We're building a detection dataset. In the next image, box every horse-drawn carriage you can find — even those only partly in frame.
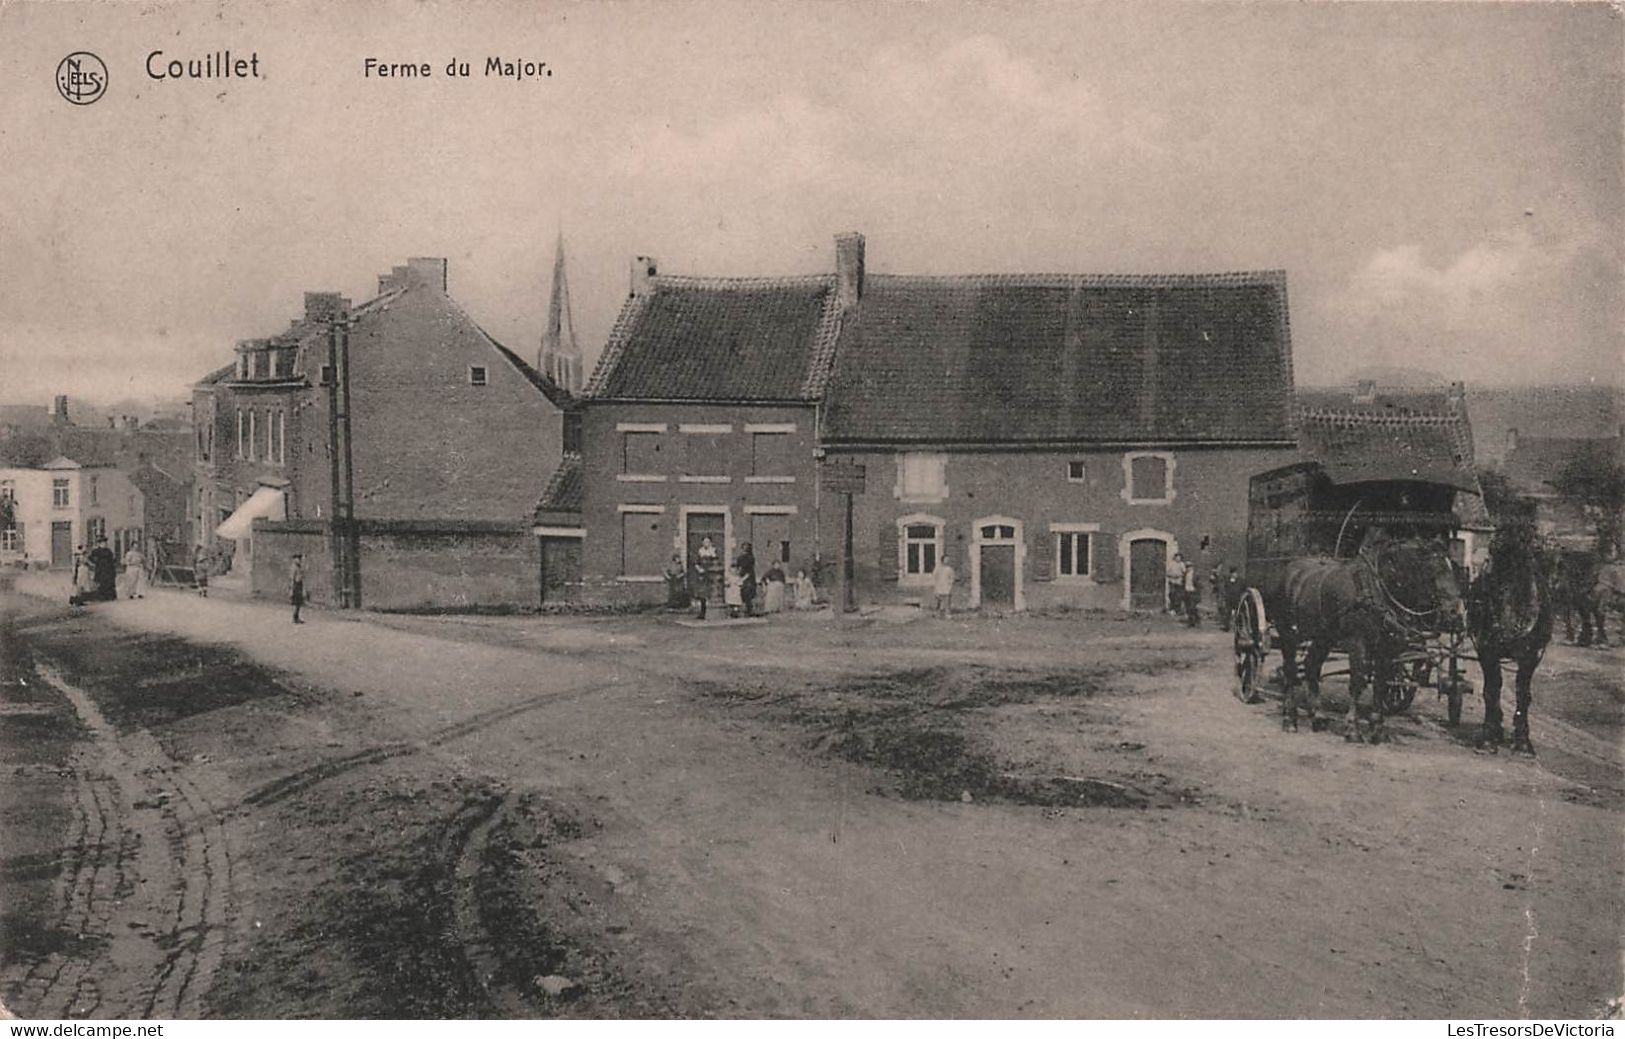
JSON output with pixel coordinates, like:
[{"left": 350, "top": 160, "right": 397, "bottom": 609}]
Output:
[{"left": 1230, "top": 456, "right": 1477, "bottom": 737}]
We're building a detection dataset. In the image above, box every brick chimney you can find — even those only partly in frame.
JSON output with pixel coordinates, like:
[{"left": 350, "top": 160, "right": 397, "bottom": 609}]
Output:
[
  {"left": 51, "top": 395, "right": 69, "bottom": 426},
  {"left": 835, "top": 232, "right": 865, "bottom": 312},
  {"left": 407, "top": 257, "right": 448, "bottom": 292},
  {"left": 304, "top": 292, "right": 348, "bottom": 323},
  {"left": 629, "top": 256, "right": 657, "bottom": 298}
]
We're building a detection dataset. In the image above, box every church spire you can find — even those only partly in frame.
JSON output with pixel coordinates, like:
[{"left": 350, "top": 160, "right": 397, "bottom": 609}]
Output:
[{"left": 539, "top": 231, "right": 582, "bottom": 393}]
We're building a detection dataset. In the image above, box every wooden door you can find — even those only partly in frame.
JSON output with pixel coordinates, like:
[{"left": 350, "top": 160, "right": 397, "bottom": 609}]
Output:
[
  {"left": 1129, "top": 538, "right": 1166, "bottom": 610},
  {"left": 981, "top": 545, "right": 1015, "bottom": 606},
  {"left": 51, "top": 522, "right": 72, "bottom": 569}
]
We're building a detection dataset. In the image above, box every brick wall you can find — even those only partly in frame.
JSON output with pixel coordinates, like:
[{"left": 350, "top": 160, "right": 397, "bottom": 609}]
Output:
[
  {"left": 576, "top": 401, "right": 818, "bottom": 605},
  {"left": 824, "top": 445, "right": 1297, "bottom": 610},
  {"left": 253, "top": 518, "right": 541, "bottom": 611},
  {"left": 345, "top": 288, "right": 563, "bottom": 522}
]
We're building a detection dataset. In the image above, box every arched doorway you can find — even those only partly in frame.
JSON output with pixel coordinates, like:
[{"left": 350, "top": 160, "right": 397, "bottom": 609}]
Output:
[
  {"left": 971, "top": 515, "right": 1024, "bottom": 611},
  {"left": 1119, "top": 528, "right": 1178, "bottom": 611}
]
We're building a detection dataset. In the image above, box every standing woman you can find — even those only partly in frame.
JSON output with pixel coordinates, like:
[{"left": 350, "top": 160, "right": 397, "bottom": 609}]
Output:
[
  {"left": 121, "top": 539, "right": 147, "bottom": 599},
  {"left": 88, "top": 537, "right": 118, "bottom": 602},
  {"left": 736, "top": 542, "right": 758, "bottom": 617}
]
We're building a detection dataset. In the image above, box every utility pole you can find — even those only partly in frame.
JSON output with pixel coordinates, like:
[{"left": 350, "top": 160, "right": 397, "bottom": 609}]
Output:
[
  {"left": 335, "top": 314, "right": 360, "bottom": 609},
  {"left": 324, "top": 321, "right": 346, "bottom": 607},
  {"left": 820, "top": 459, "right": 865, "bottom": 619}
]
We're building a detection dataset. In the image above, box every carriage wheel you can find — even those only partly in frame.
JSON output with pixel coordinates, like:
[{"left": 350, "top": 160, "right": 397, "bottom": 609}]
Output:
[{"left": 1232, "top": 591, "right": 1267, "bottom": 704}]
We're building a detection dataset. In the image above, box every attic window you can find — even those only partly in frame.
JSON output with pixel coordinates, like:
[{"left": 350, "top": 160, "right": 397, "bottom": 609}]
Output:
[
  {"left": 318, "top": 364, "right": 335, "bottom": 386},
  {"left": 468, "top": 366, "right": 488, "bottom": 387},
  {"left": 1067, "top": 460, "right": 1087, "bottom": 483}
]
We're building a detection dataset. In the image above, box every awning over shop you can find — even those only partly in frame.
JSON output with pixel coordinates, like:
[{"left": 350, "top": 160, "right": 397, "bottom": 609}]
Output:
[{"left": 215, "top": 486, "right": 285, "bottom": 540}]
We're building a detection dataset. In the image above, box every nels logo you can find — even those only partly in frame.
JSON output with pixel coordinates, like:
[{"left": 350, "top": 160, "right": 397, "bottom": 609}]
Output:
[{"left": 56, "top": 52, "right": 108, "bottom": 105}]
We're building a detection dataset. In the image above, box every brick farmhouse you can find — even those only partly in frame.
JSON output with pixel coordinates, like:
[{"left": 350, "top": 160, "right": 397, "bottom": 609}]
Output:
[{"left": 558, "top": 235, "right": 1302, "bottom": 611}]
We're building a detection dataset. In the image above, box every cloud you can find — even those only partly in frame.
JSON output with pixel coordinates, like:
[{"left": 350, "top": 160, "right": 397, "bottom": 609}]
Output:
[
  {"left": 588, "top": 35, "right": 1160, "bottom": 203},
  {"left": 1317, "top": 225, "right": 1618, "bottom": 383},
  {"left": 1341, "top": 229, "right": 1575, "bottom": 322}
]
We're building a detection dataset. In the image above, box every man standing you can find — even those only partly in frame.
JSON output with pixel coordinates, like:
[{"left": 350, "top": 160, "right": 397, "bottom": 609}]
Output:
[
  {"left": 88, "top": 536, "right": 118, "bottom": 602},
  {"left": 290, "top": 553, "right": 306, "bottom": 624},
  {"left": 1166, "top": 552, "right": 1186, "bottom": 617},
  {"left": 934, "top": 552, "right": 957, "bottom": 618}
]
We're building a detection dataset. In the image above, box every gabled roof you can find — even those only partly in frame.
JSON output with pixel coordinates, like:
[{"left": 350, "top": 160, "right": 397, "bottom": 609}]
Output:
[
  {"left": 1294, "top": 393, "right": 1490, "bottom": 526},
  {"left": 820, "top": 272, "right": 1295, "bottom": 445},
  {"left": 533, "top": 452, "right": 583, "bottom": 521},
  {"left": 43, "top": 456, "right": 81, "bottom": 470},
  {"left": 586, "top": 275, "right": 842, "bottom": 402},
  {"left": 488, "top": 341, "right": 574, "bottom": 409}
]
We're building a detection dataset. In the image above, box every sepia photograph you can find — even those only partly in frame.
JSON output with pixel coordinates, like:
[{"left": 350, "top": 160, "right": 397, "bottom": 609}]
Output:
[{"left": 0, "top": 0, "right": 1620, "bottom": 1022}]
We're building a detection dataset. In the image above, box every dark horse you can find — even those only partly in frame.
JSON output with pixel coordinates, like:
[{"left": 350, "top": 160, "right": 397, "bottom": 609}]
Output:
[
  {"left": 1468, "top": 527, "right": 1554, "bottom": 755},
  {"left": 1552, "top": 549, "right": 1609, "bottom": 648},
  {"left": 1278, "top": 537, "right": 1466, "bottom": 742}
]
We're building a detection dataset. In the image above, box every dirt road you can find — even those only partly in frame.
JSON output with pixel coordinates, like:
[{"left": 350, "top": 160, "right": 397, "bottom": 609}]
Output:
[{"left": 2, "top": 575, "right": 1619, "bottom": 1018}]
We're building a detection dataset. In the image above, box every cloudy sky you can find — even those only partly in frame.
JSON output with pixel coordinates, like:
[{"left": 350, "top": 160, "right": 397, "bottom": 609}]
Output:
[{"left": 1, "top": 0, "right": 1619, "bottom": 404}]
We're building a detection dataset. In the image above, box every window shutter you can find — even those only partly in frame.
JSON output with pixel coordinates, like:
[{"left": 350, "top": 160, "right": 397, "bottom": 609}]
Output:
[
  {"left": 1095, "top": 532, "right": 1120, "bottom": 583},
  {"left": 878, "top": 523, "right": 899, "bottom": 581},
  {"left": 1032, "top": 530, "right": 1054, "bottom": 581}
]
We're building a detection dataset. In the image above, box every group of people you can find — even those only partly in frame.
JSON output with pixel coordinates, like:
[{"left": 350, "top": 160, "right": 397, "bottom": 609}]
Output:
[
  {"left": 69, "top": 536, "right": 150, "bottom": 606},
  {"left": 667, "top": 538, "right": 819, "bottom": 620},
  {"left": 1165, "top": 552, "right": 1244, "bottom": 629}
]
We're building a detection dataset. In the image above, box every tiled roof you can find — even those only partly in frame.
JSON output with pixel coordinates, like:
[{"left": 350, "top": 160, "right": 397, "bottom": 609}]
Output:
[
  {"left": 487, "top": 340, "right": 573, "bottom": 409},
  {"left": 533, "top": 452, "right": 583, "bottom": 520},
  {"left": 586, "top": 276, "right": 841, "bottom": 401},
  {"left": 1294, "top": 401, "right": 1490, "bottom": 527},
  {"left": 820, "top": 272, "right": 1295, "bottom": 444}
]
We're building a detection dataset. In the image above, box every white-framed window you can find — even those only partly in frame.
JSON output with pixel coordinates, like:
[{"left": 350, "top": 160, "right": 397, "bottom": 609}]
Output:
[
  {"left": 0, "top": 480, "right": 13, "bottom": 503},
  {"left": 87, "top": 516, "right": 105, "bottom": 543},
  {"left": 897, "top": 513, "right": 945, "bottom": 584},
  {"left": 275, "top": 410, "right": 286, "bottom": 465},
  {"left": 0, "top": 529, "right": 17, "bottom": 553},
  {"left": 52, "top": 478, "right": 70, "bottom": 509},
  {"left": 319, "top": 364, "right": 336, "bottom": 386},
  {"left": 1067, "top": 460, "right": 1087, "bottom": 483},
  {"left": 468, "top": 365, "right": 488, "bottom": 387},
  {"left": 1052, "top": 522, "right": 1100, "bottom": 580},
  {"left": 1122, "top": 451, "right": 1176, "bottom": 505},
  {"left": 895, "top": 453, "right": 948, "bottom": 503},
  {"left": 88, "top": 475, "right": 98, "bottom": 506},
  {"left": 237, "top": 354, "right": 250, "bottom": 380},
  {"left": 264, "top": 409, "right": 274, "bottom": 462},
  {"left": 247, "top": 409, "right": 257, "bottom": 461},
  {"left": 237, "top": 408, "right": 245, "bottom": 459}
]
